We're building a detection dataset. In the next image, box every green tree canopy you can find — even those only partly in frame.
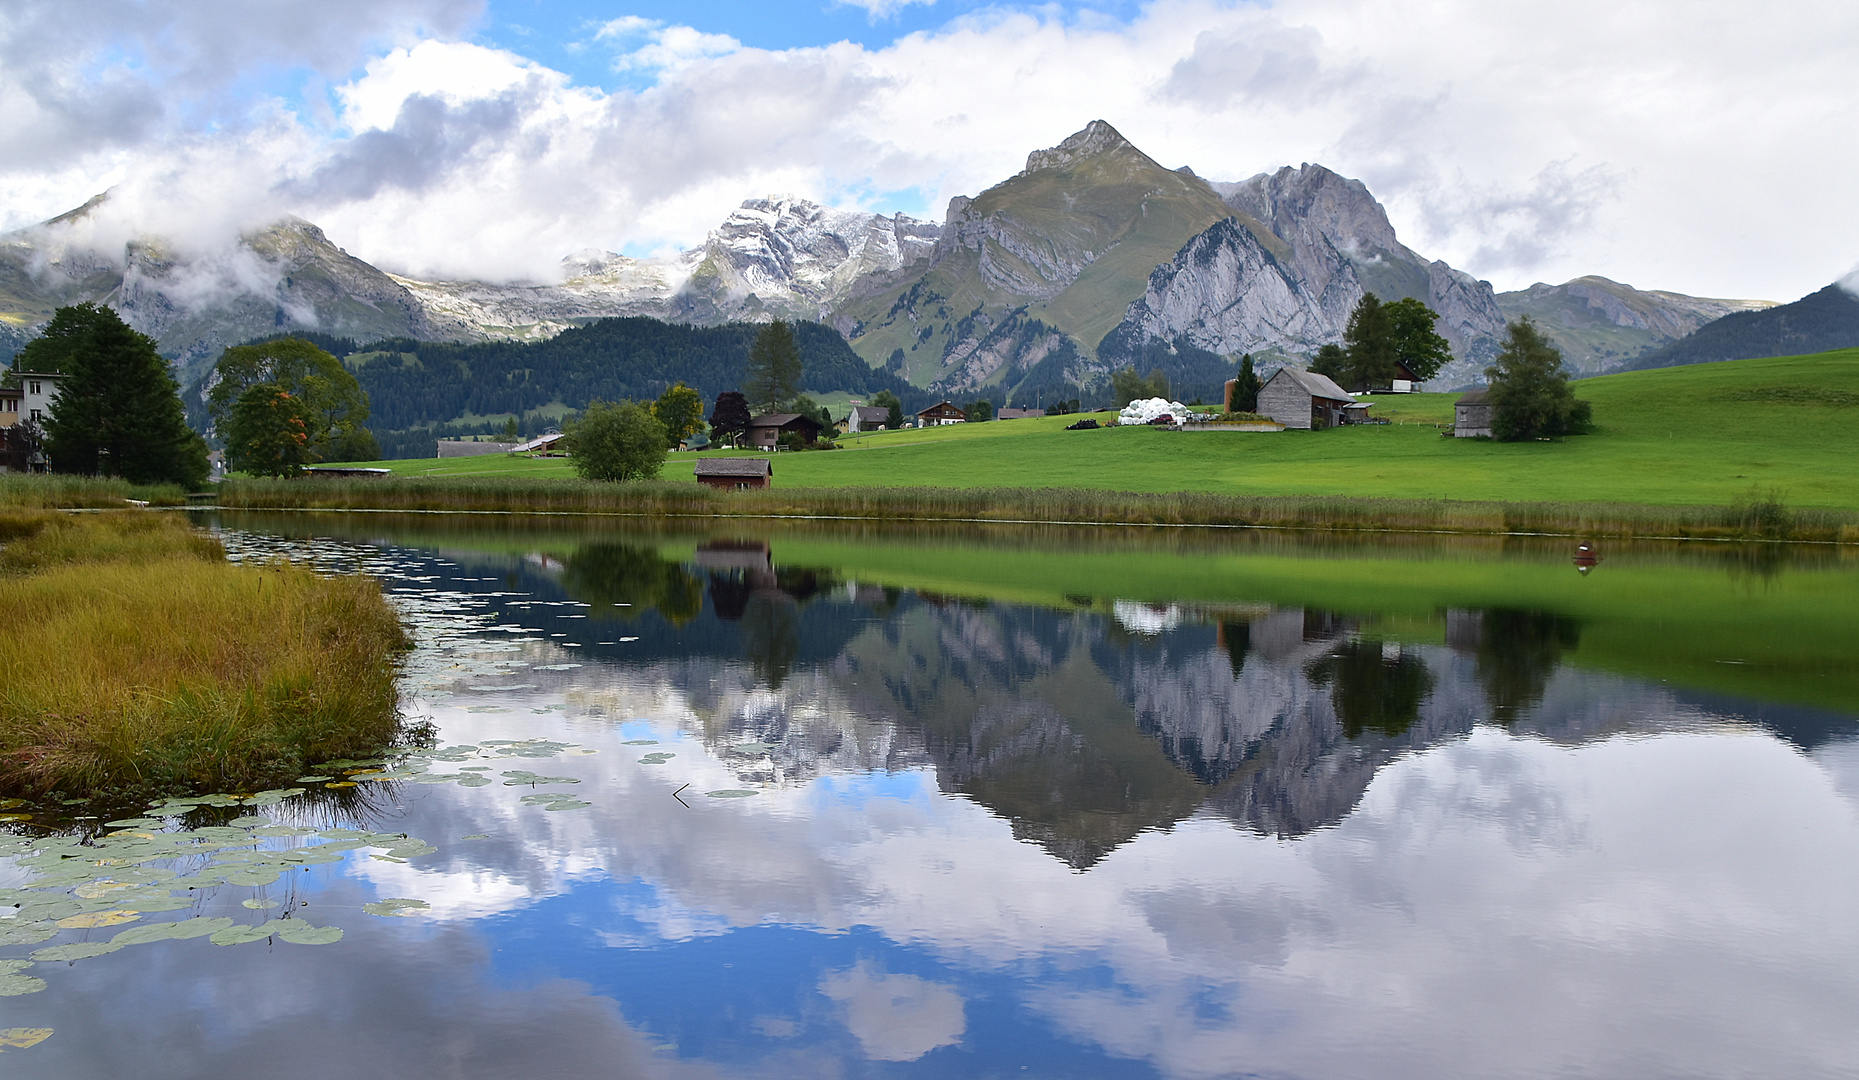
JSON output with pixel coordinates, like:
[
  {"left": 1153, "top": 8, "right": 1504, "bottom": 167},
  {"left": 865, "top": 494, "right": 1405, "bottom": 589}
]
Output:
[
  {"left": 1486, "top": 318, "right": 1592, "bottom": 440},
  {"left": 964, "top": 399, "right": 993, "bottom": 422},
  {"left": 1309, "top": 343, "right": 1348, "bottom": 383},
  {"left": 653, "top": 382, "right": 706, "bottom": 447},
  {"left": 1111, "top": 366, "right": 1171, "bottom": 407},
  {"left": 568, "top": 400, "right": 668, "bottom": 482},
  {"left": 1338, "top": 293, "right": 1399, "bottom": 392},
  {"left": 22, "top": 303, "right": 208, "bottom": 486},
  {"left": 870, "top": 389, "right": 904, "bottom": 429},
  {"left": 708, "top": 390, "right": 751, "bottom": 446},
  {"left": 1384, "top": 297, "right": 1453, "bottom": 383},
  {"left": 208, "top": 337, "right": 373, "bottom": 474},
  {"left": 745, "top": 320, "right": 803, "bottom": 412}
]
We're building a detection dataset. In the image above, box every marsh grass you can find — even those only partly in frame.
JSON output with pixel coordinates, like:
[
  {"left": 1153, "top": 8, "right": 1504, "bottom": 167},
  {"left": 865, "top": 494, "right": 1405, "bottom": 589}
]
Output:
[
  {"left": 0, "top": 510, "right": 409, "bottom": 798},
  {"left": 0, "top": 474, "right": 191, "bottom": 508},
  {"left": 219, "top": 475, "right": 1859, "bottom": 543}
]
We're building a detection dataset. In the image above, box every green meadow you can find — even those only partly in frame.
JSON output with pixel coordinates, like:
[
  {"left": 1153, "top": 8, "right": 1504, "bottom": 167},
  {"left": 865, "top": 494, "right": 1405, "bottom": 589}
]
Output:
[{"left": 351, "top": 350, "right": 1859, "bottom": 513}]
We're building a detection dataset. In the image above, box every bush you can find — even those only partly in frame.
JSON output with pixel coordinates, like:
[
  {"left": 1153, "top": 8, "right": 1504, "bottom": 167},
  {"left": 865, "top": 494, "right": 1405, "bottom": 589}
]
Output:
[{"left": 567, "top": 400, "right": 668, "bottom": 482}]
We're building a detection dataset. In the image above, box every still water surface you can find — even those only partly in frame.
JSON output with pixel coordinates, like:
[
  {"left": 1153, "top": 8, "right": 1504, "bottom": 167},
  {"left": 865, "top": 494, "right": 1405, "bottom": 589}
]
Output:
[{"left": 4, "top": 516, "right": 1858, "bottom": 1079}]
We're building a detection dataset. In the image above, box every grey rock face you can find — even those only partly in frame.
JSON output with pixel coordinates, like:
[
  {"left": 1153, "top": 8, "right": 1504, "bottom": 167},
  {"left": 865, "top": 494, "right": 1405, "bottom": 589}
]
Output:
[
  {"left": 1107, "top": 164, "right": 1510, "bottom": 384},
  {"left": 1019, "top": 119, "right": 1137, "bottom": 176}
]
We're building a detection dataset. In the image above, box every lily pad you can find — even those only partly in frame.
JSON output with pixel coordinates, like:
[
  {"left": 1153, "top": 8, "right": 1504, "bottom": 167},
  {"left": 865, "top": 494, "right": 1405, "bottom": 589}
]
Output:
[
  {"left": 241, "top": 898, "right": 279, "bottom": 910},
  {"left": 622, "top": 740, "right": 660, "bottom": 746},
  {"left": 362, "top": 898, "right": 430, "bottom": 917},
  {"left": 164, "top": 917, "right": 235, "bottom": 940},
  {"left": 0, "top": 1027, "right": 51, "bottom": 1046},
  {"left": 706, "top": 789, "right": 761, "bottom": 799},
  {"left": 274, "top": 921, "right": 342, "bottom": 946},
  {"left": 31, "top": 941, "right": 123, "bottom": 961},
  {"left": 0, "top": 814, "right": 33, "bottom": 823},
  {"left": 222, "top": 868, "right": 283, "bottom": 887},
  {"left": 225, "top": 815, "right": 272, "bottom": 828},
  {"left": 110, "top": 923, "right": 181, "bottom": 946},
  {"left": 324, "top": 781, "right": 358, "bottom": 789},
  {"left": 0, "top": 927, "right": 56, "bottom": 947},
  {"left": 459, "top": 834, "right": 490, "bottom": 840},
  {"left": 0, "top": 975, "right": 46, "bottom": 997},
  {"left": 209, "top": 921, "right": 283, "bottom": 946},
  {"left": 55, "top": 910, "right": 139, "bottom": 929},
  {"left": 455, "top": 775, "right": 492, "bottom": 787},
  {"left": 103, "top": 818, "right": 166, "bottom": 829},
  {"left": 638, "top": 753, "right": 675, "bottom": 764},
  {"left": 295, "top": 776, "right": 333, "bottom": 783}
]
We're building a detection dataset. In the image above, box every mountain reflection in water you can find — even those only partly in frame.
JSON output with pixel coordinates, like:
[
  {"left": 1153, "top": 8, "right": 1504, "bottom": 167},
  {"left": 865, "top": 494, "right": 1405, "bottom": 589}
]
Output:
[{"left": 511, "top": 537, "right": 1852, "bottom": 868}]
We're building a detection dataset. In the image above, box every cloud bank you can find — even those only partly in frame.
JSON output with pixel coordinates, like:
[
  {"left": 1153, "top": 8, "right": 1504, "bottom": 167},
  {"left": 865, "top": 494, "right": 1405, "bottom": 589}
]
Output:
[{"left": 4, "top": 0, "right": 1856, "bottom": 298}]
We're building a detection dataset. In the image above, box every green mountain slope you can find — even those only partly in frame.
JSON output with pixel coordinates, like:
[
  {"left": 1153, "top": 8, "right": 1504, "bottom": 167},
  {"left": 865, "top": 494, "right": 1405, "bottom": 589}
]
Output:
[
  {"left": 1496, "top": 276, "right": 1776, "bottom": 374},
  {"left": 1625, "top": 282, "right": 1859, "bottom": 371},
  {"left": 834, "top": 121, "right": 1266, "bottom": 397}
]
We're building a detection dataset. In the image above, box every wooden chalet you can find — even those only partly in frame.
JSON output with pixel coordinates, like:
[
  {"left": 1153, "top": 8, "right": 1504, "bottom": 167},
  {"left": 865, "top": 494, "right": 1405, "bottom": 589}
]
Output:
[
  {"left": 916, "top": 401, "right": 966, "bottom": 427},
  {"left": 844, "top": 405, "right": 890, "bottom": 433},
  {"left": 694, "top": 457, "right": 773, "bottom": 490},
  {"left": 745, "top": 413, "right": 823, "bottom": 450}
]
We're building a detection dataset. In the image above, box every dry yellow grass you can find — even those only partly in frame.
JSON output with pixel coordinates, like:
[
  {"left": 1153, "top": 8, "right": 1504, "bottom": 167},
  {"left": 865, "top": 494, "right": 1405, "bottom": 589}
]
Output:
[{"left": 0, "top": 511, "right": 408, "bottom": 796}]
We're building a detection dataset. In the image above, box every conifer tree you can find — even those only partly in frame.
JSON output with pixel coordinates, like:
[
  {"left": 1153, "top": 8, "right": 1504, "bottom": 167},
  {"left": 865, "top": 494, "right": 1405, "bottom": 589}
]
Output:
[
  {"left": 20, "top": 303, "right": 208, "bottom": 486},
  {"left": 1487, "top": 318, "right": 1592, "bottom": 440},
  {"left": 745, "top": 321, "right": 802, "bottom": 412}
]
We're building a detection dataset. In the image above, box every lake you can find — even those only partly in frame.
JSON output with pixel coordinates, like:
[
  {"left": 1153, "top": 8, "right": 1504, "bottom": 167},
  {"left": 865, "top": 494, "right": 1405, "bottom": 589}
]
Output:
[{"left": 3, "top": 513, "right": 1857, "bottom": 1079}]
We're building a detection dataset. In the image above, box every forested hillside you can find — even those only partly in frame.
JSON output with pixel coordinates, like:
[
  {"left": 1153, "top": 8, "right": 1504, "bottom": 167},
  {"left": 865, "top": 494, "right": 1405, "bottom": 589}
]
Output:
[
  {"left": 1627, "top": 283, "right": 1859, "bottom": 371},
  {"left": 191, "top": 318, "right": 923, "bottom": 459}
]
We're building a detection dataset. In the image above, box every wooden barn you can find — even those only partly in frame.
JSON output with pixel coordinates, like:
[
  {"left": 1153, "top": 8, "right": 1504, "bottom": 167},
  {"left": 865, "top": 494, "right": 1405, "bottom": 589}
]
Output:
[
  {"left": 1453, "top": 389, "right": 1493, "bottom": 438},
  {"left": 844, "top": 405, "right": 890, "bottom": 432},
  {"left": 746, "top": 413, "right": 824, "bottom": 450},
  {"left": 1256, "top": 368, "right": 1371, "bottom": 429},
  {"left": 694, "top": 457, "right": 772, "bottom": 490}
]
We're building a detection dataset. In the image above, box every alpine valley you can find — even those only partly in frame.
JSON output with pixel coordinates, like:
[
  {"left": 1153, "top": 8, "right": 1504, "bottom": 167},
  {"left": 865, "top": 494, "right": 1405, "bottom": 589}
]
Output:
[{"left": 1, "top": 122, "right": 1781, "bottom": 412}]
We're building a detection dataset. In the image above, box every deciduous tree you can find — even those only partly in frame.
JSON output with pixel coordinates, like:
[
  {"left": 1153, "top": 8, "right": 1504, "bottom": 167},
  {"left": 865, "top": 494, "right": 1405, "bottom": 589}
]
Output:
[
  {"left": 1487, "top": 318, "right": 1592, "bottom": 440},
  {"left": 21, "top": 303, "right": 208, "bottom": 486},
  {"left": 1384, "top": 297, "right": 1453, "bottom": 383},
  {"left": 708, "top": 391, "right": 751, "bottom": 447},
  {"left": 208, "top": 337, "right": 373, "bottom": 474},
  {"left": 567, "top": 400, "right": 668, "bottom": 482},
  {"left": 1339, "top": 293, "right": 1399, "bottom": 391},
  {"left": 653, "top": 382, "right": 706, "bottom": 447}
]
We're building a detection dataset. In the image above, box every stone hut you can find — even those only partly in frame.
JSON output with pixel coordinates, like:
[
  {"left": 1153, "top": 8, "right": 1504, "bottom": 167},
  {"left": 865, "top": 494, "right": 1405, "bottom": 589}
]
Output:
[
  {"left": 1257, "top": 368, "right": 1369, "bottom": 429},
  {"left": 694, "top": 457, "right": 772, "bottom": 490},
  {"left": 746, "top": 413, "right": 824, "bottom": 450},
  {"left": 1453, "top": 389, "right": 1493, "bottom": 438}
]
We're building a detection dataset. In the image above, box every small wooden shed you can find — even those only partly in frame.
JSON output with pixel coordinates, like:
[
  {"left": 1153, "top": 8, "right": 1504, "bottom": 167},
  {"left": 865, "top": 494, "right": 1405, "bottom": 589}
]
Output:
[
  {"left": 1453, "top": 389, "right": 1493, "bottom": 438},
  {"left": 1257, "top": 368, "right": 1370, "bottom": 429},
  {"left": 745, "top": 413, "right": 824, "bottom": 450},
  {"left": 694, "top": 457, "right": 772, "bottom": 490}
]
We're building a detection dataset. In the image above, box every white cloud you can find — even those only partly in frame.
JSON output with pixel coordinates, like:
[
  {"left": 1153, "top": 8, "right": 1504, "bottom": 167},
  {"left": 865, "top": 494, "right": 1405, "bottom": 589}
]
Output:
[{"left": 7, "top": 0, "right": 1859, "bottom": 299}]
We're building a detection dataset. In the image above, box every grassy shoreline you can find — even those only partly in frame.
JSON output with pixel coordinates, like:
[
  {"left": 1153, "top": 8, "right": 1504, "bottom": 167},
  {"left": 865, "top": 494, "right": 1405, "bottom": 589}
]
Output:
[
  {"left": 0, "top": 505, "right": 410, "bottom": 799},
  {"left": 214, "top": 475, "right": 1859, "bottom": 544}
]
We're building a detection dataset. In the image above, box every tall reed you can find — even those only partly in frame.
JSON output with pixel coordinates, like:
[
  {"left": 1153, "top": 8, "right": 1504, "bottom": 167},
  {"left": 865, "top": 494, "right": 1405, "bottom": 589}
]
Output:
[
  {"left": 0, "top": 511, "right": 409, "bottom": 797},
  {"left": 218, "top": 475, "right": 1859, "bottom": 543}
]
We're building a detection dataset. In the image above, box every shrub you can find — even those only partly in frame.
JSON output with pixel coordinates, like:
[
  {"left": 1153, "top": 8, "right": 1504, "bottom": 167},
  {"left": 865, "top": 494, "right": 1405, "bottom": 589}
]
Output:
[{"left": 568, "top": 400, "right": 668, "bottom": 482}]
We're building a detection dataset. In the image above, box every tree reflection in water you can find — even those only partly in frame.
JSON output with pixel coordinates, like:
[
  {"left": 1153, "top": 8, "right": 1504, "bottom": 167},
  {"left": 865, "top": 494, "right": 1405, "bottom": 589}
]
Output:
[
  {"left": 1472, "top": 609, "right": 1583, "bottom": 723},
  {"left": 559, "top": 543, "right": 704, "bottom": 624},
  {"left": 1308, "top": 640, "right": 1437, "bottom": 739}
]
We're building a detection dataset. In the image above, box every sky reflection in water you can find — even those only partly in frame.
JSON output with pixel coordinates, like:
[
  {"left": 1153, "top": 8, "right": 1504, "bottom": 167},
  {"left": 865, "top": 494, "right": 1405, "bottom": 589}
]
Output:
[{"left": 5, "top": 522, "right": 1859, "bottom": 1080}]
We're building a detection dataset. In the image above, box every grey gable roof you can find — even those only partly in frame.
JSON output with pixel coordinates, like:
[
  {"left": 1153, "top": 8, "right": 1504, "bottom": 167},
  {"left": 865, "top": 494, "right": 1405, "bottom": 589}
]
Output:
[
  {"left": 694, "top": 457, "right": 772, "bottom": 477},
  {"left": 1456, "top": 388, "right": 1491, "bottom": 405},
  {"left": 1270, "top": 367, "right": 1357, "bottom": 403}
]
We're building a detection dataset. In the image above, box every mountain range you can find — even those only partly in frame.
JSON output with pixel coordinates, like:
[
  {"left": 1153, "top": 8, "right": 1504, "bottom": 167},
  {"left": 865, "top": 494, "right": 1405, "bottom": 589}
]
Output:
[{"left": 0, "top": 121, "right": 1804, "bottom": 403}]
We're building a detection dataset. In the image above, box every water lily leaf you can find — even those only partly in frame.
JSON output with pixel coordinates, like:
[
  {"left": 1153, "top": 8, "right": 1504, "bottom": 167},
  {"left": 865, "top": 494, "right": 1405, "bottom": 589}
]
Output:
[
  {"left": 324, "top": 781, "right": 358, "bottom": 789},
  {"left": 32, "top": 941, "right": 123, "bottom": 961},
  {"left": 0, "top": 976, "right": 46, "bottom": 997},
  {"left": 362, "top": 898, "right": 429, "bottom": 917},
  {"left": 0, "top": 927, "right": 56, "bottom": 947},
  {"left": 110, "top": 923, "right": 180, "bottom": 946},
  {"left": 209, "top": 921, "right": 283, "bottom": 946},
  {"left": 103, "top": 818, "right": 167, "bottom": 829},
  {"left": 542, "top": 800, "right": 591, "bottom": 811},
  {"left": 226, "top": 815, "right": 271, "bottom": 828},
  {"left": 706, "top": 790, "right": 761, "bottom": 798},
  {"left": 369, "top": 855, "right": 406, "bottom": 864},
  {"left": 295, "top": 776, "right": 332, "bottom": 783},
  {"left": 222, "top": 868, "right": 282, "bottom": 887},
  {"left": 0, "top": 814, "right": 32, "bottom": 823},
  {"left": 459, "top": 833, "right": 490, "bottom": 840},
  {"left": 622, "top": 740, "right": 659, "bottom": 746},
  {"left": 56, "top": 910, "right": 139, "bottom": 929},
  {"left": 0, "top": 1027, "right": 51, "bottom": 1047},
  {"left": 241, "top": 899, "right": 279, "bottom": 910},
  {"left": 164, "top": 917, "right": 234, "bottom": 940},
  {"left": 274, "top": 921, "right": 342, "bottom": 945},
  {"left": 245, "top": 788, "right": 306, "bottom": 805},
  {"left": 252, "top": 826, "right": 319, "bottom": 838},
  {"left": 120, "top": 896, "right": 192, "bottom": 913},
  {"left": 637, "top": 753, "right": 675, "bottom": 764},
  {"left": 454, "top": 775, "right": 492, "bottom": 787},
  {"left": 72, "top": 881, "right": 135, "bottom": 900}
]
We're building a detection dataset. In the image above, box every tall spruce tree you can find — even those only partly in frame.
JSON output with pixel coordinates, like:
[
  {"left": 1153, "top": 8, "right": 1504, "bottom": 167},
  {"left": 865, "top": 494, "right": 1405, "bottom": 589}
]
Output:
[
  {"left": 21, "top": 303, "right": 208, "bottom": 486},
  {"left": 1486, "top": 318, "right": 1592, "bottom": 440},
  {"left": 1228, "top": 354, "right": 1262, "bottom": 412},
  {"left": 745, "top": 321, "right": 803, "bottom": 412},
  {"left": 1339, "top": 293, "right": 1399, "bottom": 391}
]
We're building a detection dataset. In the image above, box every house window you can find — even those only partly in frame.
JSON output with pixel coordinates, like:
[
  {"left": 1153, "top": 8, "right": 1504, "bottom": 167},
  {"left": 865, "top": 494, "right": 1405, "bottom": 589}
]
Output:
[
  {"left": 30, "top": 409, "right": 42, "bottom": 421},
  {"left": 29, "top": 382, "right": 40, "bottom": 395}
]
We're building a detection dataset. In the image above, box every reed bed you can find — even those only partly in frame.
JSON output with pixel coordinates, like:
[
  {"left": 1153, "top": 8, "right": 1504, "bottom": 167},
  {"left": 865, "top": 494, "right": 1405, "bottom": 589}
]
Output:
[
  {"left": 218, "top": 475, "right": 1859, "bottom": 543},
  {"left": 0, "top": 473, "right": 191, "bottom": 508},
  {"left": 0, "top": 510, "right": 409, "bottom": 798}
]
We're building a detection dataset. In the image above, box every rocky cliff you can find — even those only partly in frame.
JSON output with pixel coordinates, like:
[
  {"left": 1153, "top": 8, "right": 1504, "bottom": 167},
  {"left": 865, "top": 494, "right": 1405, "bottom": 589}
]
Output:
[{"left": 1496, "top": 275, "right": 1778, "bottom": 375}]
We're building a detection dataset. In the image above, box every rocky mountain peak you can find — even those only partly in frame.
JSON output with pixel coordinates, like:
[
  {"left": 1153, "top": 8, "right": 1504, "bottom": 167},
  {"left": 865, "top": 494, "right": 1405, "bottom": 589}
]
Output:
[{"left": 1020, "top": 120, "right": 1139, "bottom": 176}]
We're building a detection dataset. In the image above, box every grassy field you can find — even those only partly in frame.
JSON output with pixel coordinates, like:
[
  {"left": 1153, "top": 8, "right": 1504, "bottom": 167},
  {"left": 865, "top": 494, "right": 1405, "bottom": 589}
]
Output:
[
  {"left": 341, "top": 350, "right": 1859, "bottom": 513},
  {"left": 0, "top": 507, "right": 409, "bottom": 798}
]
